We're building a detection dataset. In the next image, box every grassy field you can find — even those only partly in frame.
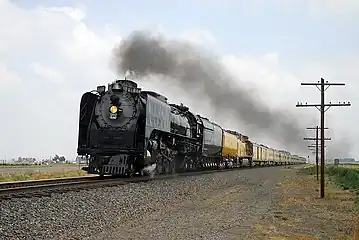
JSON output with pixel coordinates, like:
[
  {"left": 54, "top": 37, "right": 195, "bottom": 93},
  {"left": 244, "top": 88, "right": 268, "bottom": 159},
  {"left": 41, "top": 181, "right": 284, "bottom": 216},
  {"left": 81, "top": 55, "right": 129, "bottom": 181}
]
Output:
[
  {"left": 300, "top": 164, "right": 359, "bottom": 199},
  {"left": 0, "top": 170, "right": 89, "bottom": 182}
]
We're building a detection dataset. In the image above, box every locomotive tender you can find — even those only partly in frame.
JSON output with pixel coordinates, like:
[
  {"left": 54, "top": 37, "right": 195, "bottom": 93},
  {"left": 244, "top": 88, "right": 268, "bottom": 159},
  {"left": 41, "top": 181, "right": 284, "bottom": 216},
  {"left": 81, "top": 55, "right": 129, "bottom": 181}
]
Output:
[{"left": 77, "top": 79, "right": 306, "bottom": 177}]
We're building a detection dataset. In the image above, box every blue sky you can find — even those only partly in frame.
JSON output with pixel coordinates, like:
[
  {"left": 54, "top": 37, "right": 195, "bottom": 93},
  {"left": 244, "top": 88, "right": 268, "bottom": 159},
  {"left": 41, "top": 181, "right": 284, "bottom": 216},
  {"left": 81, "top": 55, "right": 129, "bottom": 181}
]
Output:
[
  {"left": 1, "top": 0, "right": 358, "bottom": 160},
  {"left": 12, "top": 0, "right": 359, "bottom": 63}
]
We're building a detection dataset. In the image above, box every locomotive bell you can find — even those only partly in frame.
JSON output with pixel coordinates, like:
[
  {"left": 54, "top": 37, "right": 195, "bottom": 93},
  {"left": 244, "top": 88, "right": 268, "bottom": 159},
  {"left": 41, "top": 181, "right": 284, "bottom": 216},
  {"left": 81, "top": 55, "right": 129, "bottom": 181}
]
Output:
[{"left": 112, "top": 82, "right": 123, "bottom": 92}]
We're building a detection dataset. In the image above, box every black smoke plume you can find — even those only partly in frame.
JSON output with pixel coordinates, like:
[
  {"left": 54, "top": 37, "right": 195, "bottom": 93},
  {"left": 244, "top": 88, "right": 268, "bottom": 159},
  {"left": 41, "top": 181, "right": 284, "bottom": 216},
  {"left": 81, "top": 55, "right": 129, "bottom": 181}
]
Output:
[{"left": 112, "top": 30, "right": 307, "bottom": 153}]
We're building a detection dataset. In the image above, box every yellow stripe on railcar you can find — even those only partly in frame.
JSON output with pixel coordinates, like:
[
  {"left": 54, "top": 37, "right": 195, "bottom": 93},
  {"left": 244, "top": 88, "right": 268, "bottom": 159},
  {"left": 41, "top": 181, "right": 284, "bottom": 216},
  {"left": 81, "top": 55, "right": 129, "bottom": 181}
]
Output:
[{"left": 222, "top": 131, "right": 238, "bottom": 157}]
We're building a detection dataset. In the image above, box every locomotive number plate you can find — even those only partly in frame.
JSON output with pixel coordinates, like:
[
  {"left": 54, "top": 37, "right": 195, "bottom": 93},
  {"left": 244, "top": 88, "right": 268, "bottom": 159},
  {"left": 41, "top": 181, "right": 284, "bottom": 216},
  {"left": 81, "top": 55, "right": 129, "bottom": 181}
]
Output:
[{"left": 109, "top": 113, "right": 117, "bottom": 120}]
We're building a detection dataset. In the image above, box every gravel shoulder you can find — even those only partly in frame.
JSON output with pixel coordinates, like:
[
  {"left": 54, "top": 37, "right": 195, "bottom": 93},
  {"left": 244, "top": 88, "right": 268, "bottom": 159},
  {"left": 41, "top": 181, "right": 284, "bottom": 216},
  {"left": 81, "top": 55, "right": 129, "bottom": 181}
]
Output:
[{"left": 0, "top": 166, "right": 356, "bottom": 240}]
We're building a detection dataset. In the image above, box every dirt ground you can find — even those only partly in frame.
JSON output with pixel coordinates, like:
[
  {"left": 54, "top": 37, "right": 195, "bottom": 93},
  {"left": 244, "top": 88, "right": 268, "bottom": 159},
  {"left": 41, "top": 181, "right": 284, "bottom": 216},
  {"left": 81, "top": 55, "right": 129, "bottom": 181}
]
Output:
[
  {"left": 1, "top": 165, "right": 357, "bottom": 240},
  {"left": 254, "top": 166, "right": 358, "bottom": 239},
  {"left": 92, "top": 166, "right": 358, "bottom": 240}
]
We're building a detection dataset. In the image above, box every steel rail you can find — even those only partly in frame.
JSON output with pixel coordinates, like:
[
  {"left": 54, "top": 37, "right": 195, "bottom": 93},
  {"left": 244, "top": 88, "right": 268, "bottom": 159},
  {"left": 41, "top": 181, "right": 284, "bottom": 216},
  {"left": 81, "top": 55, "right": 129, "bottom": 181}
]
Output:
[
  {"left": 0, "top": 164, "right": 303, "bottom": 200},
  {"left": 0, "top": 175, "right": 102, "bottom": 189}
]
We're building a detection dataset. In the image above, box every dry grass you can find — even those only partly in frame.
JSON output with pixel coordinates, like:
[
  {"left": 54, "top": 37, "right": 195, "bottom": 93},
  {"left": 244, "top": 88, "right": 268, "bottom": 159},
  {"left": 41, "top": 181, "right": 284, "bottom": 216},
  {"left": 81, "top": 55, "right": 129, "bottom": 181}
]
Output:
[
  {"left": 0, "top": 170, "right": 88, "bottom": 182},
  {"left": 339, "top": 164, "right": 359, "bottom": 170},
  {"left": 253, "top": 222, "right": 322, "bottom": 240},
  {"left": 270, "top": 236, "right": 320, "bottom": 240},
  {"left": 354, "top": 216, "right": 359, "bottom": 240},
  {"left": 259, "top": 167, "right": 358, "bottom": 240},
  {"left": 0, "top": 163, "right": 86, "bottom": 168}
]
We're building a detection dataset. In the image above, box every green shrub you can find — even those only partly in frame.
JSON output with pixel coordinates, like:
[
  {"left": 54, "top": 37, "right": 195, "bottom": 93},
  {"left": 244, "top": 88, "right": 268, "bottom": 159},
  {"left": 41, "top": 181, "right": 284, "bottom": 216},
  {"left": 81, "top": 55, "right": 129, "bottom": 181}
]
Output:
[
  {"left": 300, "top": 165, "right": 359, "bottom": 207},
  {"left": 325, "top": 165, "right": 359, "bottom": 190}
]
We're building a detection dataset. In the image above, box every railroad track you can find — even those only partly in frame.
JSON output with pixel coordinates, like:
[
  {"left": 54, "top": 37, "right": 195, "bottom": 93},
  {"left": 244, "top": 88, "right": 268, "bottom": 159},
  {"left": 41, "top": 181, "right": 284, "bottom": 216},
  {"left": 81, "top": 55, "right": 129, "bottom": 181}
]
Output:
[
  {"left": 0, "top": 164, "right": 298, "bottom": 201},
  {"left": 0, "top": 175, "right": 102, "bottom": 189}
]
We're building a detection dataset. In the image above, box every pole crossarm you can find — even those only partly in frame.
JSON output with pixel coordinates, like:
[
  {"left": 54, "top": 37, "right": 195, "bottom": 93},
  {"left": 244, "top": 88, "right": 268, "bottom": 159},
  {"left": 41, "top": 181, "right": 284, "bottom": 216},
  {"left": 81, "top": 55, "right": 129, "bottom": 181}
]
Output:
[
  {"left": 303, "top": 137, "right": 331, "bottom": 140},
  {"left": 296, "top": 103, "right": 351, "bottom": 107},
  {"left": 296, "top": 103, "right": 351, "bottom": 112},
  {"left": 301, "top": 78, "right": 346, "bottom": 91},
  {"left": 301, "top": 83, "right": 345, "bottom": 86}
]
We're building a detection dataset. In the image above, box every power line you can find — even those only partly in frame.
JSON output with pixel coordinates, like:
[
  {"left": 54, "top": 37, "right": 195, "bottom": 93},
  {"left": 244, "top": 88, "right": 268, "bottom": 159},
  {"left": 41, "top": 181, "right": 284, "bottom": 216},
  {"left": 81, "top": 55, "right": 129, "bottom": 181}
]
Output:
[{"left": 296, "top": 77, "right": 351, "bottom": 198}]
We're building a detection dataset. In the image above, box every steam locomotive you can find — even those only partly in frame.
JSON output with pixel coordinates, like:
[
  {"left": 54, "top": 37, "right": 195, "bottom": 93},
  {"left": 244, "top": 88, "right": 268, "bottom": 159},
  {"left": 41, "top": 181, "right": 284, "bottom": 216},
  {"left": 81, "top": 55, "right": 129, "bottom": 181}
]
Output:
[{"left": 77, "top": 79, "right": 306, "bottom": 177}]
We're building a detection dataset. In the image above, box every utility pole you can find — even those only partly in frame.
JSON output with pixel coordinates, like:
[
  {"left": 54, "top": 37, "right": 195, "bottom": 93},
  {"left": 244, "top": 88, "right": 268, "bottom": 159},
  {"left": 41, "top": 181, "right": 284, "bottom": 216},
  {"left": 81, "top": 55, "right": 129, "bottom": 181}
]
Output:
[
  {"left": 304, "top": 136, "right": 330, "bottom": 182},
  {"left": 296, "top": 77, "right": 351, "bottom": 198},
  {"left": 306, "top": 126, "right": 328, "bottom": 181}
]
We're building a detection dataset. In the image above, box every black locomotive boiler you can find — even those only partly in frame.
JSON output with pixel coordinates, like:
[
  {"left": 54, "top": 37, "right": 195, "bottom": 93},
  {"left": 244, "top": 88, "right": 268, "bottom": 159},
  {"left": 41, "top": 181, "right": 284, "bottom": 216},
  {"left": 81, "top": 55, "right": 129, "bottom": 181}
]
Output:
[{"left": 77, "top": 79, "right": 219, "bottom": 177}]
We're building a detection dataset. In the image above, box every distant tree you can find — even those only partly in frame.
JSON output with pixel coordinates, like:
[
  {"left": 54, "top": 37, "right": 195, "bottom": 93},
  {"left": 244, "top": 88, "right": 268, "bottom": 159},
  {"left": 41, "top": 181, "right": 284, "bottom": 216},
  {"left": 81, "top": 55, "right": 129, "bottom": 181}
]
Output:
[
  {"left": 59, "top": 156, "right": 66, "bottom": 162},
  {"left": 52, "top": 155, "right": 66, "bottom": 163},
  {"left": 53, "top": 154, "right": 60, "bottom": 162}
]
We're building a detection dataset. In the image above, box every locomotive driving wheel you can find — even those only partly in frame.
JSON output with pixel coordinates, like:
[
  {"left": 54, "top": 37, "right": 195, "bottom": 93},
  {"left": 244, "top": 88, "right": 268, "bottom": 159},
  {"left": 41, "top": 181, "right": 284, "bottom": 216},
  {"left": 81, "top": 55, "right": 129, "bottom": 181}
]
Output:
[{"left": 156, "top": 157, "right": 175, "bottom": 175}]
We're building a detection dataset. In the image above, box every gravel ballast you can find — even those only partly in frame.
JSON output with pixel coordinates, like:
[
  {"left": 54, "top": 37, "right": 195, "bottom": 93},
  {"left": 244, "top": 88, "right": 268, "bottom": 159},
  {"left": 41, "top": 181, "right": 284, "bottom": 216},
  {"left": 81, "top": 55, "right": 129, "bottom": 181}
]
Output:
[{"left": 0, "top": 167, "right": 292, "bottom": 239}]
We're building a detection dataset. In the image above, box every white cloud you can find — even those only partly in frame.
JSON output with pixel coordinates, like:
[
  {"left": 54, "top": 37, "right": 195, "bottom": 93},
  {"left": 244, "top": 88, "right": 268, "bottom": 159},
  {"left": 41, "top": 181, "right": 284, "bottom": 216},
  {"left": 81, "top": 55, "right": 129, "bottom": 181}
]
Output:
[
  {"left": 0, "top": 0, "right": 120, "bottom": 160},
  {"left": 31, "top": 62, "right": 63, "bottom": 84},
  {"left": 47, "top": 5, "right": 87, "bottom": 21},
  {"left": 0, "top": 0, "right": 356, "bottom": 162},
  {"left": 0, "top": 63, "right": 22, "bottom": 90}
]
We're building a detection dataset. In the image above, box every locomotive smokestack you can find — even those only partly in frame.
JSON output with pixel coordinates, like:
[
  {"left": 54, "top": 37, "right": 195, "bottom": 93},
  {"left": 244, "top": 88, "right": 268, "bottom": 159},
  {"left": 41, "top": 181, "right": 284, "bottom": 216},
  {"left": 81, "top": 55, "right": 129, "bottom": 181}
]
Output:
[{"left": 111, "top": 31, "right": 307, "bottom": 153}]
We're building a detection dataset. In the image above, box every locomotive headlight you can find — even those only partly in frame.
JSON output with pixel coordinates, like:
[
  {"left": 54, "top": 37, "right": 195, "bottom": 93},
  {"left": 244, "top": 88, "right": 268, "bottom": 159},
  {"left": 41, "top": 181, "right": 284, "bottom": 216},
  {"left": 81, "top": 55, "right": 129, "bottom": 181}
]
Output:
[{"left": 109, "top": 105, "right": 118, "bottom": 114}]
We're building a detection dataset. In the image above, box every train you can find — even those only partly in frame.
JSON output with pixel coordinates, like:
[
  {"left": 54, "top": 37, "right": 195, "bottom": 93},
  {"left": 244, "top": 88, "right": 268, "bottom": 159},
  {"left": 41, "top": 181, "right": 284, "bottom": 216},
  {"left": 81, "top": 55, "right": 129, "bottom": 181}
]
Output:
[{"left": 77, "top": 79, "right": 306, "bottom": 177}]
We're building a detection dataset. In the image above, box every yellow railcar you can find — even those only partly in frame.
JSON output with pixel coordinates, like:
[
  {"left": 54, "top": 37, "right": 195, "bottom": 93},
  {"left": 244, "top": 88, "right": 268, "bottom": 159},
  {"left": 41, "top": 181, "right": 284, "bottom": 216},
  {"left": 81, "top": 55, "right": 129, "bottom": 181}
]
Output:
[
  {"left": 285, "top": 151, "right": 291, "bottom": 164},
  {"left": 222, "top": 130, "right": 238, "bottom": 158},
  {"left": 288, "top": 154, "right": 293, "bottom": 163},
  {"left": 273, "top": 149, "right": 280, "bottom": 163},
  {"left": 278, "top": 150, "right": 288, "bottom": 164},
  {"left": 253, "top": 144, "right": 259, "bottom": 161},
  {"left": 278, "top": 151, "right": 283, "bottom": 164},
  {"left": 238, "top": 140, "right": 246, "bottom": 158},
  {"left": 280, "top": 151, "right": 286, "bottom": 164},
  {"left": 253, "top": 144, "right": 260, "bottom": 162},
  {"left": 253, "top": 143, "right": 266, "bottom": 162},
  {"left": 260, "top": 145, "right": 268, "bottom": 162},
  {"left": 267, "top": 148, "right": 274, "bottom": 162},
  {"left": 299, "top": 156, "right": 307, "bottom": 164},
  {"left": 278, "top": 150, "right": 282, "bottom": 163}
]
